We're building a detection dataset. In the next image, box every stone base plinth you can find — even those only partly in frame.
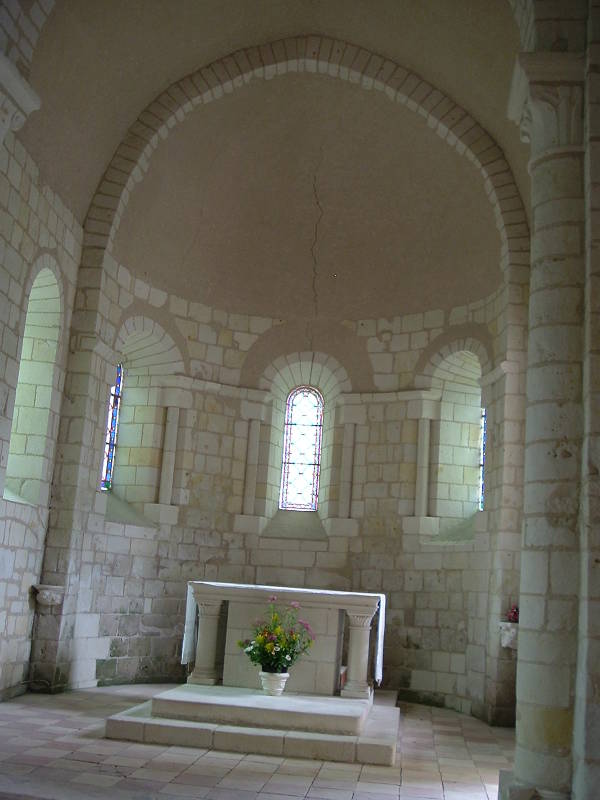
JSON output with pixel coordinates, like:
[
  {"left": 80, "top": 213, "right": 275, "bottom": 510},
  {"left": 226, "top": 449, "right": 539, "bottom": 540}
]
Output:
[
  {"left": 498, "top": 771, "right": 570, "bottom": 800},
  {"left": 106, "top": 684, "right": 399, "bottom": 765},
  {"left": 153, "top": 684, "right": 370, "bottom": 734}
]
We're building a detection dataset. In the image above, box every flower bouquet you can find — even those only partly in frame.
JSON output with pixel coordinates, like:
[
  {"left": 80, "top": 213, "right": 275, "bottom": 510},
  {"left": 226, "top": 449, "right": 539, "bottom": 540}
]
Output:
[{"left": 238, "top": 595, "right": 315, "bottom": 694}]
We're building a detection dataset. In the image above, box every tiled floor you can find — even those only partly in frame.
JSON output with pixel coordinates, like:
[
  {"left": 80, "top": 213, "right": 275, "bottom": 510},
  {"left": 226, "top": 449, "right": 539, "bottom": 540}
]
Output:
[{"left": 0, "top": 684, "right": 514, "bottom": 800}]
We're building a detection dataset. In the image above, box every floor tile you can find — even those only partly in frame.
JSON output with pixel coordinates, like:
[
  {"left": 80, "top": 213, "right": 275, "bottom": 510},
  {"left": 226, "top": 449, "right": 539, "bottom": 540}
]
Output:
[{"left": 0, "top": 686, "right": 515, "bottom": 800}]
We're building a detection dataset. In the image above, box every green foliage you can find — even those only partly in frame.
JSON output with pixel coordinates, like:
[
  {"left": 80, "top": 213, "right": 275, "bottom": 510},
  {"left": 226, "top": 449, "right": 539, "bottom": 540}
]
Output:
[{"left": 238, "top": 596, "right": 315, "bottom": 673}]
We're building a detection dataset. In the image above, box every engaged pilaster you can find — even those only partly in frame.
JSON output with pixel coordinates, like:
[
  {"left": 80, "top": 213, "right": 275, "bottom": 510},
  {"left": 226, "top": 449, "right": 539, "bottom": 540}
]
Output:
[
  {"left": 144, "top": 385, "right": 190, "bottom": 526},
  {"left": 234, "top": 398, "right": 272, "bottom": 535},
  {"left": 323, "top": 402, "right": 364, "bottom": 537},
  {"left": 402, "top": 395, "right": 440, "bottom": 537}
]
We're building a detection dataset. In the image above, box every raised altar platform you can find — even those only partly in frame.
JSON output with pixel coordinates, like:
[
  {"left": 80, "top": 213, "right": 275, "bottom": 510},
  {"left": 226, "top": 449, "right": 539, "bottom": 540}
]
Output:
[
  {"left": 107, "top": 582, "right": 397, "bottom": 763},
  {"left": 106, "top": 684, "right": 399, "bottom": 765}
]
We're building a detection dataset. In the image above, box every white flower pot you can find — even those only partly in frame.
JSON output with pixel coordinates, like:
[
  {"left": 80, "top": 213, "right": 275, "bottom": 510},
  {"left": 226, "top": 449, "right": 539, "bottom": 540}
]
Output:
[{"left": 259, "top": 670, "right": 290, "bottom": 696}]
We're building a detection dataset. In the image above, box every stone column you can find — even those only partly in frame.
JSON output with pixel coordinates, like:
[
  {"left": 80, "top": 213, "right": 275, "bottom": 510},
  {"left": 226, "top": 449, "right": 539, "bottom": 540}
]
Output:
[
  {"left": 187, "top": 599, "right": 223, "bottom": 685},
  {"left": 572, "top": 13, "right": 600, "bottom": 797},
  {"left": 243, "top": 418, "right": 261, "bottom": 516},
  {"left": 338, "top": 422, "right": 355, "bottom": 518},
  {"left": 504, "top": 52, "right": 585, "bottom": 800},
  {"left": 341, "top": 611, "right": 375, "bottom": 699},
  {"left": 158, "top": 406, "right": 179, "bottom": 505}
]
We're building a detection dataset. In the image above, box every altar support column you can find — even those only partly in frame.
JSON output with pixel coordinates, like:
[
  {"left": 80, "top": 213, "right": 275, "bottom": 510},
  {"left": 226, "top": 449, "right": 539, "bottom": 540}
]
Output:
[
  {"left": 504, "top": 52, "right": 585, "bottom": 800},
  {"left": 188, "top": 598, "right": 223, "bottom": 685},
  {"left": 341, "top": 611, "right": 376, "bottom": 699}
]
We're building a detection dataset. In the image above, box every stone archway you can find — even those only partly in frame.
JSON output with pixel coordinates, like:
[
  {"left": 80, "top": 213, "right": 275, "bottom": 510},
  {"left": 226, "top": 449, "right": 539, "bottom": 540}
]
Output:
[{"left": 83, "top": 34, "right": 527, "bottom": 275}]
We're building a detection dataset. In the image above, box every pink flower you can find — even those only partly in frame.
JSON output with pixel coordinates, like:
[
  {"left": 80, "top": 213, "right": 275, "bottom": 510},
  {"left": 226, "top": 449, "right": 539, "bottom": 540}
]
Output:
[
  {"left": 298, "top": 618, "right": 315, "bottom": 638},
  {"left": 268, "top": 595, "right": 277, "bottom": 602},
  {"left": 289, "top": 601, "right": 300, "bottom": 609}
]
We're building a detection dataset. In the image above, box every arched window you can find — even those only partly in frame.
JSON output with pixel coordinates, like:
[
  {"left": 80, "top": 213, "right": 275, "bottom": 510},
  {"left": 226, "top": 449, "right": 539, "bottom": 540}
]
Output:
[
  {"left": 478, "top": 407, "right": 487, "bottom": 511},
  {"left": 100, "top": 364, "right": 123, "bottom": 491},
  {"left": 279, "top": 386, "right": 324, "bottom": 511}
]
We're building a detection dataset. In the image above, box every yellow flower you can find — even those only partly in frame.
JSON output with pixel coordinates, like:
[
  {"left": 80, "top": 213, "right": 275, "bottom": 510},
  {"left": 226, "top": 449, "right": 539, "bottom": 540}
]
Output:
[
  {"left": 274, "top": 625, "right": 283, "bottom": 635},
  {"left": 266, "top": 642, "right": 275, "bottom": 652},
  {"left": 256, "top": 634, "right": 264, "bottom": 643}
]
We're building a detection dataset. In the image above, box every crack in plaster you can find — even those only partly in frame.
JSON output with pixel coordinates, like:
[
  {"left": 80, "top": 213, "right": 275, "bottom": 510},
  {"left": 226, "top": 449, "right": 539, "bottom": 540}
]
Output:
[{"left": 307, "top": 147, "right": 325, "bottom": 351}]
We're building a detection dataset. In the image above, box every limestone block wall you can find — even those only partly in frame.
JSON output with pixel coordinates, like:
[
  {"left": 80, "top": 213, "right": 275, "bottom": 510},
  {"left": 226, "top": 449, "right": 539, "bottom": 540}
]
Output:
[
  {"left": 348, "top": 395, "right": 417, "bottom": 521},
  {"left": 113, "top": 380, "right": 165, "bottom": 506},
  {"left": 0, "top": 132, "right": 81, "bottom": 698},
  {"left": 0, "top": 164, "right": 523, "bottom": 717},
  {"left": 429, "top": 359, "right": 483, "bottom": 531},
  {"left": 88, "top": 517, "right": 188, "bottom": 686},
  {"left": 0, "top": 0, "right": 54, "bottom": 79},
  {"left": 188, "top": 390, "right": 246, "bottom": 522},
  {"left": 58, "top": 254, "right": 520, "bottom": 718}
]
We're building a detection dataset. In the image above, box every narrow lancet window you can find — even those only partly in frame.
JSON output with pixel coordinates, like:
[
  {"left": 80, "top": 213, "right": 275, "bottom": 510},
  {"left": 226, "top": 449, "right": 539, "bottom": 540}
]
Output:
[
  {"left": 478, "top": 407, "right": 487, "bottom": 510},
  {"left": 100, "top": 364, "right": 123, "bottom": 491},
  {"left": 279, "top": 386, "right": 324, "bottom": 511}
]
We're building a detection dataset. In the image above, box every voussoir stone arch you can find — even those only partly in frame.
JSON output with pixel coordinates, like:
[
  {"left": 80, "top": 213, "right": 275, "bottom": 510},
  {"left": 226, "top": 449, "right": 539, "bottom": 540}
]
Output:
[
  {"left": 20, "top": 252, "right": 65, "bottom": 347},
  {"left": 414, "top": 325, "right": 493, "bottom": 390},
  {"left": 260, "top": 351, "right": 351, "bottom": 403},
  {"left": 115, "top": 314, "right": 185, "bottom": 376},
  {"left": 83, "top": 35, "right": 528, "bottom": 277}
]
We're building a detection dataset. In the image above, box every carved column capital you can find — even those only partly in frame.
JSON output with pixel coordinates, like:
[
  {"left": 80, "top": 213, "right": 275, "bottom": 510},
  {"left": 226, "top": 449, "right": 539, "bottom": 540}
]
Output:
[
  {"left": 32, "top": 584, "right": 65, "bottom": 608},
  {"left": 508, "top": 51, "right": 585, "bottom": 161},
  {"left": 0, "top": 53, "right": 40, "bottom": 146},
  {"left": 194, "top": 599, "right": 223, "bottom": 618},
  {"left": 523, "top": 82, "right": 583, "bottom": 157},
  {"left": 346, "top": 611, "right": 375, "bottom": 629}
]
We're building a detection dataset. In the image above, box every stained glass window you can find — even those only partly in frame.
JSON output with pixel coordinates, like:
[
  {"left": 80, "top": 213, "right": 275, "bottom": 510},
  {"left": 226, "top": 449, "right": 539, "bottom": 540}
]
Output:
[
  {"left": 478, "top": 407, "right": 487, "bottom": 510},
  {"left": 100, "top": 364, "right": 123, "bottom": 491},
  {"left": 279, "top": 386, "right": 324, "bottom": 511}
]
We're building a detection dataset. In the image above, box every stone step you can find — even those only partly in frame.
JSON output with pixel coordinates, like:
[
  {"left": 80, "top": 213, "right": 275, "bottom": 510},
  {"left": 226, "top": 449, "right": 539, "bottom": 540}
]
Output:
[
  {"left": 105, "top": 688, "right": 399, "bottom": 765},
  {"left": 151, "top": 684, "right": 371, "bottom": 735}
]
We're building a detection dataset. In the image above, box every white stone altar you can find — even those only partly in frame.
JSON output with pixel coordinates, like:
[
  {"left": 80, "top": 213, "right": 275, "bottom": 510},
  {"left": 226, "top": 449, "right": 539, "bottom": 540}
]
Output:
[
  {"left": 106, "top": 582, "right": 398, "bottom": 765},
  {"left": 182, "top": 581, "right": 385, "bottom": 699}
]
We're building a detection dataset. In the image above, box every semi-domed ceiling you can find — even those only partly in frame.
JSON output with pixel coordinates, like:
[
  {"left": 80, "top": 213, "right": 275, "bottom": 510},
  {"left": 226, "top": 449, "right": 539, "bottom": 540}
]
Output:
[
  {"left": 22, "top": 0, "right": 527, "bottom": 223},
  {"left": 113, "top": 74, "right": 502, "bottom": 319},
  {"left": 20, "top": 0, "right": 528, "bottom": 321}
]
